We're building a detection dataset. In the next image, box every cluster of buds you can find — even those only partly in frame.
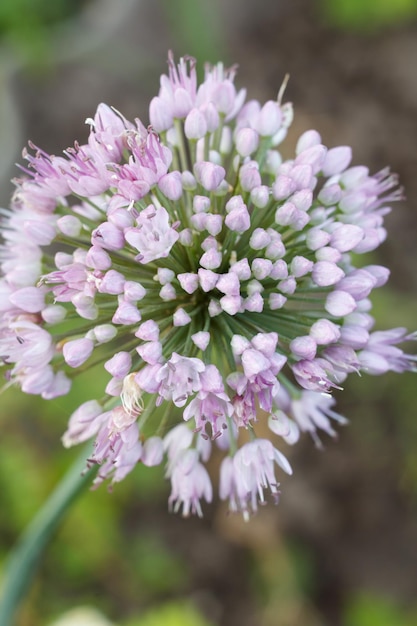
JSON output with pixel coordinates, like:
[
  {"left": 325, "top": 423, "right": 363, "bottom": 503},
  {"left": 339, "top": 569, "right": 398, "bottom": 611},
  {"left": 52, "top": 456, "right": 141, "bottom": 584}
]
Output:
[{"left": 1, "top": 52, "right": 415, "bottom": 518}]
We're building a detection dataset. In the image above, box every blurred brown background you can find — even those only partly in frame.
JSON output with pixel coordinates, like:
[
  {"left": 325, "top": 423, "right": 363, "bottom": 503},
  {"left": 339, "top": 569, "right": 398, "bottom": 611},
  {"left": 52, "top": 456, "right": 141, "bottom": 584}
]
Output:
[{"left": 1, "top": 1, "right": 417, "bottom": 625}]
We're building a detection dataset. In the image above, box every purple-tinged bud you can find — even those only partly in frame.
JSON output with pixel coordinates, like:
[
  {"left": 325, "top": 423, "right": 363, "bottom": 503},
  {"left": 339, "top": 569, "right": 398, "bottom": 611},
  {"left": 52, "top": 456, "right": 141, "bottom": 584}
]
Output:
[
  {"left": 247, "top": 280, "right": 263, "bottom": 296},
  {"left": 135, "top": 320, "right": 159, "bottom": 341},
  {"left": 290, "top": 164, "right": 314, "bottom": 189},
  {"left": 177, "top": 272, "right": 199, "bottom": 294},
  {"left": 208, "top": 299, "right": 222, "bottom": 317},
  {"left": 269, "top": 412, "right": 300, "bottom": 445},
  {"left": 10, "top": 286, "right": 45, "bottom": 313},
  {"left": 365, "top": 265, "right": 390, "bottom": 287},
  {"left": 295, "top": 145, "right": 327, "bottom": 174},
  {"left": 91, "top": 323, "right": 117, "bottom": 343},
  {"left": 124, "top": 281, "right": 146, "bottom": 301},
  {"left": 255, "top": 100, "right": 282, "bottom": 136},
  {"left": 205, "top": 214, "right": 223, "bottom": 236},
  {"left": 86, "top": 245, "right": 112, "bottom": 270},
  {"left": 105, "top": 351, "right": 132, "bottom": 378},
  {"left": 142, "top": 437, "right": 164, "bottom": 467},
  {"left": 323, "top": 345, "right": 360, "bottom": 373},
  {"left": 137, "top": 340, "right": 163, "bottom": 364},
  {"left": 244, "top": 292, "right": 264, "bottom": 312},
  {"left": 250, "top": 228, "right": 271, "bottom": 250},
  {"left": 292, "top": 358, "right": 336, "bottom": 392},
  {"left": 99, "top": 269, "right": 125, "bottom": 295},
  {"left": 275, "top": 202, "right": 296, "bottom": 226},
  {"left": 200, "top": 102, "right": 219, "bottom": 132},
  {"left": 63, "top": 337, "right": 94, "bottom": 368},
  {"left": 339, "top": 324, "right": 369, "bottom": 349},
  {"left": 264, "top": 150, "right": 282, "bottom": 176},
  {"left": 235, "top": 127, "right": 259, "bottom": 157},
  {"left": 270, "top": 259, "right": 288, "bottom": 280},
  {"left": 108, "top": 208, "right": 134, "bottom": 230},
  {"left": 217, "top": 272, "right": 240, "bottom": 296},
  {"left": 194, "top": 161, "right": 225, "bottom": 191},
  {"left": 225, "top": 205, "right": 251, "bottom": 233},
  {"left": 291, "top": 256, "right": 314, "bottom": 278},
  {"left": 278, "top": 277, "right": 296, "bottom": 294},
  {"left": 250, "top": 185, "right": 270, "bottom": 208},
  {"left": 354, "top": 229, "right": 385, "bottom": 254},
  {"left": 159, "top": 284, "right": 177, "bottom": 301},
  {"left": 337, "top": 269, "right": 377, "bottom": 300},
  {"left": 112, "top": 301, "right": 142, "bottom": 325},
  {"left": 325, "top": 290, "right": 357, "bottom": 317},
  {"left": 269, "top": 293, "right": 287, "bottom": 309},
  {"left": 191, "top": 331, "right": 210, "bottom": 351},
  {"left": 306, "top": 228, "right": 331, "bottom": 251},
  {"left": 149, "top": 96, "right": 173, "bottom": 132},
  {"left": 339, "top": 165, "right": 369, "bottom": 189},
  {"left": 72, "top": 293, "right": 98, "bottom": 320},
  {"left": 272, "top": 175, "right": 296, "bottom": 200},
  {"left": 200, "top": 248, "right": 222, "bottom": 270},
  {"left": 318, "top": 183, "right": 342, "bottom": 206},
  {"left": 275, "top": 203, "right": 309, "bottom": 232},
  {"left": 173, "top": 87, "right": 193, "bottom": 118},
  {"left": 42, "top": 305, "right": 67, "bottom": 324},
  {"left": 231, "top": 334, "right": 251, "bottom": 355},
  {"left": 220, "top": 295, "right": 242, "bottom": 315},
  {"left": 251, "top": 258, "right": 272, "bottom": 280},
  {"left": 158, "top": 171, "right": 183, "bottom": 201},
  {"left": 310, "top": 319, "right": 341, "bottom": 345},
  {"left": 239, "top": 161, "right": 261, "bottom": 191},
  {"left": 173, "top": 308, "right": 192, "bottom": 326},
  {"left": 62, "top": 399, "right": 106, "bottom": 447},
  {"left": 201, "top": 236, "right": 217, "bottom": 253},
  {"left": 181, "top": 170, "right": 197, "bottom": 190},
  {"left": 315, "top": 246, "right": 342, "bottom": 263},
  {"left": 339, "top": 191, "right": 367, "bottom": 214},
  {"left": 290, "top": 189, "right": 313, "bottom": 211},
  {"left": 296, "top": 129, "right": 321, "bottom": 155},
  {"left": 190, "top": 213, "right": 207, "bottom": 231},
  {"left": 322, "top": 146, "right": 352, "bottom": 176},
  {"left": 92, "top": 222, "right": 125, "bottom": 250},
  {"left": 184, "top": 108, "right": 207, "bottom": 139},
  {"left": 252, "top": 332, "right": 278, "bottom": 354},
  {"left": 193, "top": 195, "right": 210, "bottom": 213},
  {"left": 241, "top": 347, "right": 270, "bottom": 378},
  {"left": 57, "top": 215, "right": 82, "bottom": 237},
  {"left": 156, "top": 268, "right": 175, "bottom": 284},
  {"left": 198, "top": 268, "right": 219, "bottom": 292},
  {"left": 266, "top": 236, "right": 286, "bottom": 260},
  {"left": 330, "top": 224, "right": 364, "bottom": 252},
  {"left": 312, "top": 261, "right": 345, "bottom": 287},
  {"left": 230, "top": 258, "right": 251, "bottom": 280},
  {"left": 290, "top": 336, "right": 317, "bottom": 360}
]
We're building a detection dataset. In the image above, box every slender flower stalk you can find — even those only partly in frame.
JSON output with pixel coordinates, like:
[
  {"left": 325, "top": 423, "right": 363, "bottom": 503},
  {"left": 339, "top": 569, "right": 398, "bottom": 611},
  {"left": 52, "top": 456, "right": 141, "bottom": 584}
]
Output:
[{"left": 1, "top": 53, "right": 416, "bottom": 517}]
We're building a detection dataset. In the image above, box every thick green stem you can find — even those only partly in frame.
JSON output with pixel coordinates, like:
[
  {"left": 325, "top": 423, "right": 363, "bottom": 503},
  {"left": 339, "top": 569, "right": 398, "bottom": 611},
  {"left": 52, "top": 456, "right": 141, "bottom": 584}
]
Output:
[{"left": 0, "top": 445, "right": 97, "bottom": 626}]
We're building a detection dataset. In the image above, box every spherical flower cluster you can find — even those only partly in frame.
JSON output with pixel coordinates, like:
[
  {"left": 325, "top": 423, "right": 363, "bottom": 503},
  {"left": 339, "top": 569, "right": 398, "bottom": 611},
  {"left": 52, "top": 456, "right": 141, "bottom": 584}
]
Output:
[{"left": 1, "top": 53, "right": 416, "bottom": 518}]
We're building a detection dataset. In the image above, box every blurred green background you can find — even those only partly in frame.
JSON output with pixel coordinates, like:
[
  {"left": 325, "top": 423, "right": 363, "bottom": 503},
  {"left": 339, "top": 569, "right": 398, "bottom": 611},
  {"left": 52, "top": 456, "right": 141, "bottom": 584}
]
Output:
[{"left": 1, "top": 1, "right": 417, "bottom": 625}]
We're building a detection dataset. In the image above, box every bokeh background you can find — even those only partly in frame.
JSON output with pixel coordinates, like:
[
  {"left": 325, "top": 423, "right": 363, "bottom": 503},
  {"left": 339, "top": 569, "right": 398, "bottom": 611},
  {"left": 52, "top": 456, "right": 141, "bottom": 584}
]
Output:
[{"left": 1, "top": 1, "right": 417, "bottom": 625}]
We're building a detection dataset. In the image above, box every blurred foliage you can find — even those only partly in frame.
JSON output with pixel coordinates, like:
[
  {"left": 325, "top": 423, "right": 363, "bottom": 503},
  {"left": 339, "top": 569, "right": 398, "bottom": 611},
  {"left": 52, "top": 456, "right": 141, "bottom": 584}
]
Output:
[
  {"left": 0, "top": 0, "right": 88, "bottom": 65},
  {"left": 123, "top": 601, "right": 214, "bottom": 626},
  {"left": 345, "top": 592, "right": 417, "bottom": 626},
  {"left": 321, "top": 0, "right": 417, "bottom": 32},
  {"left": 159, "top": 0, "right": 228, "bottom": 70}
]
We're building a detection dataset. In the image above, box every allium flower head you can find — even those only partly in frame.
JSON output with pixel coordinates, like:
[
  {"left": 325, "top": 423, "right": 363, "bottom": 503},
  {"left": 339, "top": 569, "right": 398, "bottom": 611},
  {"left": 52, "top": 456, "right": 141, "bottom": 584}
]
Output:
[{"left": 1, "top": 53, "right": 416, "bottom": 517}]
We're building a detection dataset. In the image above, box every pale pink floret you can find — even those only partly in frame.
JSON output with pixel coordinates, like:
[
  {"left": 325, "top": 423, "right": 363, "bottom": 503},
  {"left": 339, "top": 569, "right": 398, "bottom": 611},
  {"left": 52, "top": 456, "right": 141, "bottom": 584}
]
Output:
[
  {"left": 183, "top": 365, "right": 233, "bottom": 439},
  {"left": 358, "top": 328, "right": 417, "bottom": 374},
  {"left": 156, "top": 353, "right": 205, "bottom": 407},
  {"left": 168, "top": 449, "right": 212, "bottom": 517},
  {"left": 220, "top": 439, "right": 292, "bottom": 516},
  {"left": 125, "top": 205, "right": 179, "bottom": 264}
]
